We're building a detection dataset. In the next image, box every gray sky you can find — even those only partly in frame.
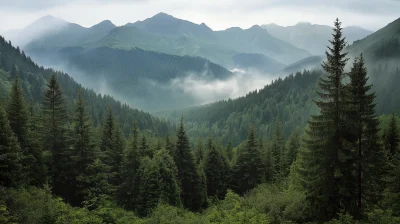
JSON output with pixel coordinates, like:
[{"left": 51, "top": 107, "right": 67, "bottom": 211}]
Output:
[{"left": 1, "top": 0, "right": 399, "bottom": 32}]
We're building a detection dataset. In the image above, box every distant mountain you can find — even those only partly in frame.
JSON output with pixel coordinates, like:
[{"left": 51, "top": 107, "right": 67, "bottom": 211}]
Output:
[
  {"left": 282, "top": 56, "right": 324, "bottom": 74},
  {"left": 347, "top": 17, "right": 400, "bottom": 63},
  {"left": 232, "top": 53, "right": 286, "bottom": 73},
  {"left": 28, "top": 46, "right": 233, "bottom": 111},
  {"left": 262, "top": 22, "right": 372, "bottom": 55},
  {"left": 4, "top": 15, "right": 116, "bottom": 49}
]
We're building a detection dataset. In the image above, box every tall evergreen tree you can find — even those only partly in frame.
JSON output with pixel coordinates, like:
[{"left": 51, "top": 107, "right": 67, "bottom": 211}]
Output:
[
  {"left": 233, "top": 126, "right": 265, "bottom": 195},
  {"left": 139, "top": 134, "right": 152, "bottom": 158},
  {"left": 300, "top": 18, "right": 350, "bottom": 221},
  {"left": 118, "top": 122, "right": 141, "bottom": 210},
  {"left": 270, "top": 119, "right": 285, "bottom": 179},
  {"left": 7, "top": 77, "right": 28, "bottom": 145},
  {"left": 204, "top": 138, "right": 228, "bottom": 199},
  {"left": 42, "top": 74, "right": 70, "bottom": 200},
  {"left": 384, "top": 114, "right": 400, "bottom": 157},
  {"left": 70, "top": 90, "right": 106, "bottom": 207},
  {"left": 174, "top": 118, "right": 204, "bottom": 211},
  {"left": 153, "top": 148, "right": 181, "bottom": 207},
  {"left": 285, "top": 128, "right": 301, "bottom": 176},
  {"left": 194, "top": 137, "right": 205, "bottom": 165},
  {"left": 0, "top": 99, "right": 22, "bottom": 187}
]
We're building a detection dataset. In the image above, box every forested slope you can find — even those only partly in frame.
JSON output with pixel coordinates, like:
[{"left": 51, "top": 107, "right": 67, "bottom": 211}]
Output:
[{"left": 0, "top": 36, "right": 171, "bottom": 135}]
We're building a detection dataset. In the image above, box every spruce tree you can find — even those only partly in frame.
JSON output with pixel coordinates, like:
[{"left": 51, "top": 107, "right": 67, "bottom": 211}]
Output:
[
  {"left": 153, "top": 148, "right": 181, "bottom": 207},
  {"left": 270, "top": 119, "right": 285, "bottom": 179},
  {"left": 42, "top": 74, "right": 70, "bottom": 199},
  {"left": 118, "top": 122, "right": 141, "bottom": 210},
  {"left": 7, "top": 77, "right": 45, "bottom": 186},
  {"left": 174, "top": 118, "right": 204, "bottom": 211},
  {"left": 204, "top": 138, "right": 228, "bottom": 199},
  {"left": 348, "top": 55, "right": 388, "bottom": 218},
  {"left": 300, "top": 18, "right": 350, "bottom": 221},
  {"left": 384, "top": 114, "right": 400, "bottom": 157},
  {"left": 137, "top": 157, "right": 161, "bottom": 217},
  {"left": 139, "top": 134, "right": 152, "bottom": 158},
  {"left": 285, "top": 129, "right": 300, "bottom": 176},
  {"left": 70, "top": 90, "right": 104, "bottom": 207},
  {"left": 233, "top": 126, "right": 265, "bottom": 195},
  {"left": 194, "top": 137, "right": 205, "bottom": 165},
  {"left": 0, "top": 99, "right": 22, "bottom": 187}
]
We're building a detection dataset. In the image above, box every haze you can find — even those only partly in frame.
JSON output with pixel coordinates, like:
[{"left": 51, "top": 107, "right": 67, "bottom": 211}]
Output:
[{"left": 1, "top": 0, "right": 399, "bottom": 32}]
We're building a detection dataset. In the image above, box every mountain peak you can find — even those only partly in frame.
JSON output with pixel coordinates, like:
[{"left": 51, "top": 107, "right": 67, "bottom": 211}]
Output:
[
  {"left": 295, "top": 21, "right": 312, "bottom": 26},
  {"left": 91, "top": 20, "right": 116, "bottom": 29},
  {"left": 152, "top": 12, "right": 174, "bottom": 19},
  {"left": 31, "top": 15, "right": 67, "bottom": 27}
]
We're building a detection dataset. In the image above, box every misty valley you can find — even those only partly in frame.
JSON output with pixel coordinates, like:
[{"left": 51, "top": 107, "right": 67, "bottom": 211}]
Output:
[{"left": 1, "top": 6, "right": 400, "bottom": 224}]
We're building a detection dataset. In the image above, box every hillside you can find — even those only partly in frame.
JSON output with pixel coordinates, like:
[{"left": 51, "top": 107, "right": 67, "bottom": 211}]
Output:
[
  {"left": 0, "top": 35, "right": 171, "bottom": 135},
  {"left": 28, "top": 46, "right": 233, "bottom": 111},
  {"left": 262, "top": 22, "right": 372, "bottom": 55},
  {"left": 282, "top": 55, "right": 324, "bottom": 74},
  {"left": 232, "top": 53, "right": 286, "bottom": 73}
]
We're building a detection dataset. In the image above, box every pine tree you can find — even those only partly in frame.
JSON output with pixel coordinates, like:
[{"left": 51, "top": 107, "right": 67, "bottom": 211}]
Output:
[
  {"left": 347, "top": 55, "right": 388, "bottom": 218},
  {"left": 194, "top": 137, "right": 205, "bottom": 165},
  {"left": 42, "top": 74, "right": 70, "bottom": 199},
  {"left": 7, "top": 77, "right": 45, "bottom": 186},
  {"left": 165, "top": 135, "right": 175, "bottom": 156},
  {"left": 139, "top": 134, "right": 152, "bottom": 158},
  {"left": 270, "top": 119, "right": 285, "bottom": 179},
  {"left": 285, "top": 128, "right": 301, "bottom": 176},
  {"left": 384, "top": 114, "right": 400, "bottom": 157},
  {"left": 118, "top": 122, "right": 141, "bottom": 210},
  {"left": 300, "top": 18, "right": 350, "bottom": 221},
  {"left": 174, "top": 117, "right": 204, "bottom": 211},
  {"left": 0, "top": 99, "right": 22, "bottom": 187},
  {"left": 137, "top": 157, "right": 161, "bottom": 217},
  {"left": 233, "top": 126, "right": 265, "bottom": 195},
  {"left": 70, "top": 90, "right": 104, "bottom": 207},
  {"left": 204, "top": 138, "right": 228, "bottom": 199},
  {"left": 153, "top": 148, "right": 181, "bottom": 207}
]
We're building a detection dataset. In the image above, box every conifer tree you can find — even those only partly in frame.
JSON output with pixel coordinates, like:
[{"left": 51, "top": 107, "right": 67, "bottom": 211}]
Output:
[
  {"left": 174, "top": 117, "right": 204, "bottom": 211},
  {"left": 118, "top": 122, "right": 141, "bottom": 210},
  {"left": 347, "top": 55, "right": 388, "bottom": 218},
  {"left": 0, "top": 100, "right": 22, "bottom": 187},
  {"left": 194, "top": 137, "right": 205, "bottom": 165},
  {"left": 233, "top": 126, "right": 265, "bottom": 195},
  {"left": 153, "top": 148, "right": 181, "bottom": 207},
  {"left": 7, "top": 77, "right": 45, "bottom": 186},
  {"left": 137, "top": 157, "right": 161, "bottom": 217},
  {"left": 270, "top": 119, "right": 285, "bottom": 179},
  {"left": 204, "top": 138, "right": 228, "bottom": 199},
  {"left": 70, "top": 90, "right": 106, "bottom": 207},
  {"left": 139, "top": 134, "right": 152, "bottom": 158},
  {"left": 42, "top": 74, "right": 70, "bottom": 199},
  {"left": 384, "top": 114, "right": 400, "bottom": 157},
  {"left": 285, "top": 128, "right": 300, "bottom": 176},
  {"left": 165, "top": 135, "right": 175, "bottom": 156},
  {"left": 300, "top": 18, "right": 350, "bottom": 221}
]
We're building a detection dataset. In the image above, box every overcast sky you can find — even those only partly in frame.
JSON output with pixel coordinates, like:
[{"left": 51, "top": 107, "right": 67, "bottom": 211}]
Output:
[{"left": 0, "top": 0, "right": 399, "bottom": 32}]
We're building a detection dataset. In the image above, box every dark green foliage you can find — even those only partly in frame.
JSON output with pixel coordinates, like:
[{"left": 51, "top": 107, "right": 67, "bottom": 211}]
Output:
[
  {"left": 42, "top": 75, "right": 71, "bottom": 200},
  {"left": 70, "top": 90, "right": 108, "bottom": 208},
  {"left": 300, "top": 18, "right": 351, "bottom": 221},
  {"left": 137, "top": 157, "right": 160, "bottom": 217},
  {"left": 347, "top": 54, "right": 388, "bottom": 218},
  {"left": 139, "top": 135, "right": 152, "bottom": 158},
  {"left": 194, "top": 137, "right": 205, "bottom": 165},
  {"left": 0, "top": 100, "right": 22, "bottom": 187},
  {"left": 233, "top": 127, "right": 265, "bottom": 195},
  {"left": 384, "top": 114, "right": 400, "bottom": 156},
  {"left": 270, "top": 119, "right": 286, "bottom": 179},
  {"left": 118, "top": 122, "right": 141, "bottom": 210},
  {"left": 204, "top": 139, "right": 229, "bottom": 199},
  {"left": 284, "top": 128, "right": 301, "bottom": 175},
  {"left": 153, "top": 148, "right": 181, "bottom": 207},
  {"left": 174, "top": 118, "right": 205, "bottom": 211},
  {"left": 7, "top": 77, "right": 28, "bottom": 145}
]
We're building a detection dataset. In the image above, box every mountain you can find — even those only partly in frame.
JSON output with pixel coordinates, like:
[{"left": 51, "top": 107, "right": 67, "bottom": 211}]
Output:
[
  {"left": 262, "top": 22, "right": 372, "bottom": 55},
  {"left": 347, "top": 17, "right": 400, "bottom": 63},
  {"left": 127, "top": 12, "right": 215, "bottom": 41},
  {"left": 28, "top": 46, "right": 233, "bottom": 112},
  {"left": 232, "top": 53, "right": 286, "bottom": 73},
  {"left": 282, "top": 55, "right": 324, "bottom": 74},
  {"left": 4, "top": 15, "right": 116, "bottom": 49},
  {"left": 0, "top": 35, "right": 171, "bottom": 135}
]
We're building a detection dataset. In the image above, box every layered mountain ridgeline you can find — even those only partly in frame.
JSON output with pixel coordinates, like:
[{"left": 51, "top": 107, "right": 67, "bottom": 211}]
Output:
[
  {"left": 262, "top": 22, "right": 372, "bottom": 55},
  {"left": 232, "top": 53, "right": 286, "bottom": 73},
  {"left": 28, "top": 46, "right": 233, "bottom": 111},
  {"left": 282, "top": 55, "right": 324, "bottom": 74},
  {"left": 161, "top": 69, "right": 321, "bottom": 146},
  {"left": 0, "top": 36, "right": 171, "bottom": 135}
]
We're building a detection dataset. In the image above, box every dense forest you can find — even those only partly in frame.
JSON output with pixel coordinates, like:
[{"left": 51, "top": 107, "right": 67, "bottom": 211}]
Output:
[{"left": 1, "top": 19, "right": 400, "bottom": 223}]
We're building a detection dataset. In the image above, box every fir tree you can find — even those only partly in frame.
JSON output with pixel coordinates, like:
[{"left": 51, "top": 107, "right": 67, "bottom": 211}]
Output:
[
  {"left": 174, "top": 117, "right": 204, "bottom": 211},
  {"left": 42, "top": 74, "right": 70, "bottom": 200},
  {"left": 0, "top": 99, "right": 22, "bottom": 187},
  {"left": 233, "top": 126, "right": 265, "bottom": 195},
  {"left": 204, "top": 138, "right": 228, "bottom": 199},
  {"left": 153, "top": 148, "right": 181, "bottom": 207},
  {"left": 348, "top": 55, "right": 388, "bottom": 218},
  {"left": 118, "top": 122, "right": 141, "bottom": 210},
  {"left": 7, "top": 77, "right": 28, "bottom": 145},
  {"left": 194, "top": 137, "right": 205, "bottom": 165},
  {"left": 300, "top": 18, "right": 350, "bottom": 221},
  {"left": 137, "top": 157, "right": 161, "bottom": 217},
  {"left": 384, "top": 114, "right": 400, "bottom": 157},
  {"left": 270, "top": 119, "right": 285, "bottom": 179},
  {"left": 285, "top": 128, "right": 301, "bottom": 176},
  {"left": 139, "top": 134, "right": 152, "bottom": 158}
]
